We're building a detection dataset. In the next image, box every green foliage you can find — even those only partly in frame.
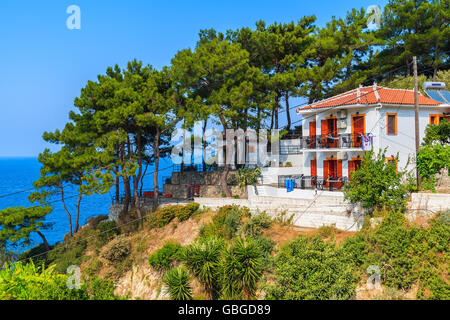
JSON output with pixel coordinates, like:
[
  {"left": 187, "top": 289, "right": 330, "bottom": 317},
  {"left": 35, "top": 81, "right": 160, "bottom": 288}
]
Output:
[
  {"left": 177, "top": 203, "right": 200, "bottom": 222},
  {"left": 163, "top": 267, "right": 193, "bottom": 300},
  {"left": 343, "top": 150, "right": 409, "bottom": 213},
  {"left": 45, "top": 239, "right": 88, "bottom": 274},
  {"left": 96, "top": 220, "right": 120, "bottom": 245},
  {"left": 87, "top": 215, "right": 109, "bottom": 230},
  {"left": 0, "top": 206, "right": 52, "bottom": 249},
  {"left": 84, "top": 277, "right": 120, "bottom": 300},
  {"left": 340, "top": 210, "right": 450, "bottom": 299},
  {"left": 239, "top": 212, "right": 273, "bottom": 237},
  {"left": 0, "top": 262, "right": 85, "bottom": 300},
  {"left": 221, "top": 237, "right": 264, "bottom": 300},
  {"left": 266, "top": 236, "right": 356, "bottom": 300},
  {"left": 148, "top": 242, "right": 183, "bottom": 271},
  {"left": 101, "top": 237, "right": 131, "bottom": 263},
  {"left": 85, "top": 259, "right": 103, "bottom": 277},
  {"left": 0, "top": 261, "right": 120, "bottom": 300},
  {"left": 154, "top": 206, "right": 178, "bottom": 227},
  {"left": 151, "top": 203, "right": 201, "bottom": 227},
  {"left": 237, "top": 168, "right": 261, "bottom": 188},
  {"left": 423, "top": 119, "right": 450, "bottom": 146},
  {"left": 199, "top": 206, "right": 250, "bottom": 240},
  {"left": 182, "top": 237, "right": 224, "bottom": 298},
  {"left": 417, "top": 143, "right": 450, "bottom": 179}
]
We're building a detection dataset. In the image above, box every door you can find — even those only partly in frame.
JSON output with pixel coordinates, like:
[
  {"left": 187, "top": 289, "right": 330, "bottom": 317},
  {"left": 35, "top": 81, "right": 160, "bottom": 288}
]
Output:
[
  {"left": 328, "top": 118, "right": 338, "bottom": 148},
  {"left": 352, "top": 115, "right": 365, "bottom": 147}
]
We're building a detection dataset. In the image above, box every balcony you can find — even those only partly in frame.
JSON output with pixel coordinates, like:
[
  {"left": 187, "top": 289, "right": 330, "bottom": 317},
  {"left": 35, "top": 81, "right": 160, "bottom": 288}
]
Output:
[
  {"left": 300, "top": 133, "right": 365, "bottom": 150},
  {"left": 278, "top": 174, "right": 348, "bottom": 191}
]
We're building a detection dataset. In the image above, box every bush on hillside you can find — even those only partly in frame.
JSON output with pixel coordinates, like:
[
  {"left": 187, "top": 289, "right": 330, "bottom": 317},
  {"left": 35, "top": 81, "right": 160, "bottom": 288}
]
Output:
[
  {"left": 0, "top": 261, "right": 119, "bottom": 300},
  {"left": 97, "top": 220, "right": 120, "bottom": 245},
  {"left": 199, "top": 206, "right": 250, "bottom": 240},
  {"left": 265, "top": 236, "right": 356, "bottom": 300},
  {"left": 148, "top": 241, "right": 183, "bottom": 271},
  {"left": 340, "top": 210, "right": 450, "bottom": 299},
  {"left": 101, "top": 237, "right": 131, "bottom": 263},
  {"left": 239, "top": 212, "right": 273, "bottom": 237}
]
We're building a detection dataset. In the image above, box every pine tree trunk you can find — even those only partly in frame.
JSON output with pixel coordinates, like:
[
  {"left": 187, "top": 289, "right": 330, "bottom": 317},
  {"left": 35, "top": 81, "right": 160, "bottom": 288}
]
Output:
[
  {"left": 37, "top": 231, "right": 50, "bottom": 251},
  {"left": 285, "top": 92, "right": 291, "bottom": 131},
  {"left": 220, "top": 165, "right": 232, "bottom": 197},
  {"left": 61, "top": 186, "right": 72, "bottom": 237},
  {"left": 153, "top": 128, "right": 161, "bottom": 207},
  {"left": 74, "top": 192, "right": 82, "bottom": 233},
  {"left": 115, "top": 167, "right": 120, "bottom": 203},
  {"left": 133, "top": 132, "right": 143, "bottom": 224}
]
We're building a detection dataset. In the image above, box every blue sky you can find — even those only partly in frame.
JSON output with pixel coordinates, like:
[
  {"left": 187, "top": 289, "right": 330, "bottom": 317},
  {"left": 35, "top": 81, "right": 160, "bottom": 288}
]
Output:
[{"left": 0, "top": 0, "right": 388, "bottom": 157}]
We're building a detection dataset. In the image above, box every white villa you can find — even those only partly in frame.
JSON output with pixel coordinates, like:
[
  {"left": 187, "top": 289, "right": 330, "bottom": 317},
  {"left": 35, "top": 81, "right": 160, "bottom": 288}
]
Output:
[{"left": 263, "top": 84, "right": 450, "bottom": 191}]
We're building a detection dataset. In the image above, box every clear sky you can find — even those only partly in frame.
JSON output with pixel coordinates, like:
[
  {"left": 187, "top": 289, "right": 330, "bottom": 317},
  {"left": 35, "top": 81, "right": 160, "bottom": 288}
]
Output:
[{"left": 0, "top": 0, "right": 389, "bottom": 157}]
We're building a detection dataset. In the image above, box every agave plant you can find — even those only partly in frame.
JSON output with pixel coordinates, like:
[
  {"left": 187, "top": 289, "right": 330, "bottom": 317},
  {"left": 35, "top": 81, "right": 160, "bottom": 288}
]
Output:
[
  {"left": 182, "top": 237, "right": 224, "bottom": 299},
  {"left": 162, "top": 267, "right": 193, "bottom": 300},
  {"left": 221, "top": 237, "right": 263, "bottom": 300}
]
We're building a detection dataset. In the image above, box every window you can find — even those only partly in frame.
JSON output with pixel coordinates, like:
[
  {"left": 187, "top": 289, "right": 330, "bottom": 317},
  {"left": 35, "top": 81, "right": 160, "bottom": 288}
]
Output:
[
  {"left": 429, "top": 115, "right": 436, "bottom": 125},
  {"left": 386, "top": 113, "right": 397, "bottom": 135},
  {"left": 386, "top": 157, "right": 398, "bottom": 173},
  {"left": 429, "top": 114, "right": 447, "bottom": 125}
]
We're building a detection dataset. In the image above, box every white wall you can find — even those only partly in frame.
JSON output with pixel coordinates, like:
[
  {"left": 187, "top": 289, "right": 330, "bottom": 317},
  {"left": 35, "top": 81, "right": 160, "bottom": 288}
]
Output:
[{"left": 378, "top": 106, "right": 449, "bottom": 173}]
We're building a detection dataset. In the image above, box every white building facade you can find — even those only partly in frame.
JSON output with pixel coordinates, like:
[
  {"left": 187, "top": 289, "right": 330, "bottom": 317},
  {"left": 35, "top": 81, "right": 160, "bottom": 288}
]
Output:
[{"left": 296, "top": 84, "right": 449, "bottom": 190}]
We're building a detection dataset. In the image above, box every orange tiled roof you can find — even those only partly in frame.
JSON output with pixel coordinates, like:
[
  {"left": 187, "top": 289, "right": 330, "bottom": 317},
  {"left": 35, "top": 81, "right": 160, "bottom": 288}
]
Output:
[{"left": 297, "top": 85, "right": 442, "bottom": 112}]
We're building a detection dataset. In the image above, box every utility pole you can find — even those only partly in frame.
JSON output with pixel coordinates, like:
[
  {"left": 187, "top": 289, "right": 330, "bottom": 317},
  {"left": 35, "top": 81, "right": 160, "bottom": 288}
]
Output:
[{"left": 413, "top": 56, "right": 421, "bottom": 190}]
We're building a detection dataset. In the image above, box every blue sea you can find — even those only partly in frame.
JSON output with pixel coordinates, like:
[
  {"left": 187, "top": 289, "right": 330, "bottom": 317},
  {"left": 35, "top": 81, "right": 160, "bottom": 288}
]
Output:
[{"left": 0, "top": 157, "right": 173, "bottom": 250}]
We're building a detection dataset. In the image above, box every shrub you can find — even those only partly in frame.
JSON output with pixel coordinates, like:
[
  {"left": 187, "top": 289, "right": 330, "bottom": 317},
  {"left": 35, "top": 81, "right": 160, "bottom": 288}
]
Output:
[
  {"left": 97, "top": 220, "right": 120, "bottom": 245},
  {"left": 0, "top": 262, "right": 89, "bottom": 300},
  {"left": 199, "top": 206, "right": 249, "bottom": 240},
  {"left": 85, "top": 277, "right": 120, "bottom": 300},
  {"left": 266, "top": 236, "right": 356, "bottom": 300},
  {"left": 239, "top": 212, "right": 273, "bottom": 237},
  {"left": 85, "top": 259, "right": 103, "bottom": 277},
  {"left": 87, "top": 215, "right": 109, "bottom": 230},
  {"left": 148, "top": 242, "right": 183, "bottom": 271},
  {"left": 237, "top": 168, "right": 261, "bottom": 188},
  {"left": 163, "top": 267, "right": 193, "bottom": 300},
  {"left": 101, "top": 237, "right": 131, "bottom": 263},
  {"left": 343, "top": 149, "right": 409, "bottom": 214},
  {"left": 176, "top": 203, "right": 200, "bottom": 222},
  {"left": 340, "top": 210, "right": 450, "bottom": 299},
  {"left": 46, "top": 239, "right": 88, "bottom": 274},
  {"left": 154, "top": 206, "right": 179, "bottom": 227}
]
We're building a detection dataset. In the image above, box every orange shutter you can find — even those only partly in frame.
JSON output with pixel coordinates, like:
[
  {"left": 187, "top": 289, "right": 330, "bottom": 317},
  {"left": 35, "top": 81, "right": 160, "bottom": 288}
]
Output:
[
  {"left": 323, "top": 160, "right": 329, "bottom": 186},
  {"left": 348, "top": 160, "right": 354, "bottom": 180},
  {"left": 337, "top": 160, "right": 342, "bottom": 177},
  {"left": 311, "top": 159, "right": 317, "bottom": 176},
  {"left": 321, "top": 119, "right": 329, "bottom": 136},
  {"left": 310, "top": 121, "right": 316, "bottom": 136},
  {"left": 337, "top": 160, "right": 343, "bottom": 188},
  {"left": 310, "top": 121, "right": 316, "bottom": 148}
]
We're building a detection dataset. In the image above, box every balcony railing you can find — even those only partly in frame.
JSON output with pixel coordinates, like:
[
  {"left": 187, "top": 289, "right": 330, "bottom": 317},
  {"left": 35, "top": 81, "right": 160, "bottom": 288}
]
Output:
[
  {"left": 300, "top": 133, "right": 365, "bottom": 149},
  {"left": 278, "top": 175, "right": 348, "bottom": 191}
]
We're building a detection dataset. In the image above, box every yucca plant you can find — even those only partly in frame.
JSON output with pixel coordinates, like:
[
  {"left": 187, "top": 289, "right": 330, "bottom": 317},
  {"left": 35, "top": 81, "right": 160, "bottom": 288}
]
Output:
[
  {"left": 182, "top": 237, "right": 223, "bottom": 299},
  {"left": 221, "top": 237, "right": 263, "bottom": 300},
  {"left": 163, "top": 267, "right": 193, "bottom": 300}
]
